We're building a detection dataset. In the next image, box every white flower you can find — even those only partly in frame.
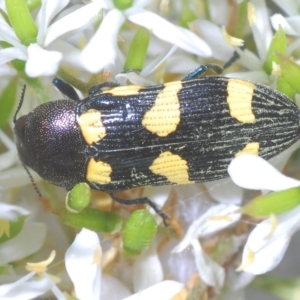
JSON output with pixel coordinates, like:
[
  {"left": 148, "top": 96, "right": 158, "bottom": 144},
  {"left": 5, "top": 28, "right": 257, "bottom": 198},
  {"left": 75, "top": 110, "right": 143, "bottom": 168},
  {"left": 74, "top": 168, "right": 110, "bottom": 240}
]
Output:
[
  {"left": 228, "top": 154, "right": 300, "bottom": 274},
  {"left": 123, "top": 280, "right": 184, "bottom": 300},
  {"left": 191, "top": 239, "right": 225, "bottom": 291},
  {"left": 81, "top": 0, "right": 211, "bottom": 73},
  {"left": 0, "top": 0, "right": 107, "bottom": 77},
  {"left": 270, "top": 1, "right": 300, "bottom": 60},
  {"left": 0, "top": 273, "right": 54, "bottom": 300},
  {"left": 173, "top": 204, "right": 241, "bottom": 253},
  {"left": 0, "top": 203, "right": 46, "bottom": 265},
  {"left": 271, "top": 0, "right": 300, "bottom": 16},
  {"left": 133, "top": 241, "right": 163, "bottom": 292},
  {"left": 194, "top": 0, "right": 273, "bottom": 84},
  {"left": 65, "top": 228, "right": 102, "bottom": 299},
  {"left": 0, "top": 202, "right": 29, "bottom": 220},
  {"left": 0, "top": 251, "right": 65, "bottom": 300},
  {"left": 172, "top": 204, "right": 241, "bottom": 291}
]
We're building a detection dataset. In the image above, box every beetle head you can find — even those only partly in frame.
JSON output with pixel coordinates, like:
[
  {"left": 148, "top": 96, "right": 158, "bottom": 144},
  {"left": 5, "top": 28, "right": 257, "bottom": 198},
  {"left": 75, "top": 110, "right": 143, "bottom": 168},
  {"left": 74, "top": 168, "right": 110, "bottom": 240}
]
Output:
[{"left": 14, "top": 100, "right": 87, "bottom": 190}]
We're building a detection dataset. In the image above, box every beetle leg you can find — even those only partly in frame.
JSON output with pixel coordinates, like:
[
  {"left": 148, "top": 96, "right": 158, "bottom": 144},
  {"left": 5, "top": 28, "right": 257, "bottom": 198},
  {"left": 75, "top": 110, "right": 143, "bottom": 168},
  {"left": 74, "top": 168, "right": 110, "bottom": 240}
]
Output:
[
  {"left": 89, "top": 82, "right": 120, "bottom": 95},
  {"left": 110, "top": 193, "right": 169, "bottom": 226},
  {"left": 182, "top": 64, "right": 223, "bottom": 81},
  {"left": 52, "top": 77, "right": 80, "bottom": 101}
]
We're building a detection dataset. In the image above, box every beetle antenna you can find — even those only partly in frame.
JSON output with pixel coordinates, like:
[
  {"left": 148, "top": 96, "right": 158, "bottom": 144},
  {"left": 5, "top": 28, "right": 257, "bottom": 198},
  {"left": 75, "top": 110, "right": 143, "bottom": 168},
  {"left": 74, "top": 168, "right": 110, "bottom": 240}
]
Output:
[
  {"left": 22, "top": 163, "right": 42, "bottom": 197},
  {"left": 13, "top": 85, "right": 26, "bottom": 124}
]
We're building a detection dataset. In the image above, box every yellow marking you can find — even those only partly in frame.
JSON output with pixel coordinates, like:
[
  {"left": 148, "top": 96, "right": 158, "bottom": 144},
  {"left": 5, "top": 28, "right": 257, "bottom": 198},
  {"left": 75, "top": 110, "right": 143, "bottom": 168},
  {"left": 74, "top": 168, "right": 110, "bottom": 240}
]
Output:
[
  {"left": 227, "top": 79, "right": 256, "bottom": 123},
  {"left": 142, "top": 82, "right": 182, "bottom": 137},
  {"left": 235, "top": 142, "right": 259, "bottom": 157},
  {"left": 77, "top": 109, "right": 106, "bottom": 145},
  {"left": 86, "top": 158, "right": 112, "bottom": 184},
  {"left": 149, "top": 151, "right": 194, "bottom": 184},
  {"left": 102, "top": 85, "right": 141, "bottom": 96}
]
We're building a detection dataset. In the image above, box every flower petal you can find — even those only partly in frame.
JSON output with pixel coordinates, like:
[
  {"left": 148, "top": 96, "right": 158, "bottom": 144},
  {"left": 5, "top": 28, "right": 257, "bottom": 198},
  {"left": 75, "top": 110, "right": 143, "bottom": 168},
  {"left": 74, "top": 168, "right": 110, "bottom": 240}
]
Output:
[
  {"left": 127, "top": 10, "right": 212, "bottom": 57},
  {"left": 123, "top": 280, "right": 185, "bottom": 300},
  {"left": 81, "top": 9, "right": 125, "bottom": 73},
  {"left": 173, "top": 204, "right": 241, "bottom": 253},
  {"left": 191, "top": 239, "right": 225, "bottom": 290},
  {"left": 47, "top": 40, "right": 84, "bottom": 70},
  {"left": 133, "top": 242, "right": 163, "bottom": 292},
  {"left": 239, "top": 205, "right": 300, "bottom": 274},
  {"left": 36, "top": 0, "right": 69, "bottom": 44},
  {"left": 0, "top": 48, "right": 27, "bottom": 65},
  {"left": 43, "top": 0, "right": 107, "bottom": 46},
  {"left": 0, "top": 222, "right": 47, "bottom": 265},
  {"left": 0, "top": 274, "right": 53, "bottom": 299},
  {"left": 0, "top": 151, "right": 18, "bottom": 172},
  {"left": 65, "top": 228, "right": 101, "bottom": 300},
  {"left": 228, "top": 154, "right": 300, "bottom": 191},
  {"left": 116, "top": 72, "right": 155, "bottom": 86},
  {"left": 0, "top": 203, "right": 29, "bottom": 220},
  {"left": 270, "top": 14, "right": 300, "bottom": 36},
  {"left": 192, "top": 20, "right": 234, "bottom": 61},
  {"left": 25, "top": 43, "right": 62, "bottom": 77},
  {"left": 0, "top": 14, "right": 24, "bottom": 49},
  {"left": 101, "top": 274, "right": 131, "bottom": 299},
  {"left": 140, "top": 46, "right": 177, "bottom": 77},
  {"left": 0, "top": 165, "right": 41, "bottom": 190},
  {"left": 204, "top": 178, "right": 244, "bottom": 205},
  {"left": 271, "top": 0, "right": 298, "bottom": 16},
  {"left": 249, "top": 0, "right": 273, "bottom": 61}
]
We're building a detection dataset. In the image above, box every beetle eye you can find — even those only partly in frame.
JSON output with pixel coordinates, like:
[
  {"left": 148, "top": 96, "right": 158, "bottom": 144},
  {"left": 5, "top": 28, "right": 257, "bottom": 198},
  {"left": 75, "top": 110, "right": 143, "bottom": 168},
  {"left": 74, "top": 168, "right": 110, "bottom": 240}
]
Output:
[{"left": 14, "top": 115, "right": 27, "bottom": 141}]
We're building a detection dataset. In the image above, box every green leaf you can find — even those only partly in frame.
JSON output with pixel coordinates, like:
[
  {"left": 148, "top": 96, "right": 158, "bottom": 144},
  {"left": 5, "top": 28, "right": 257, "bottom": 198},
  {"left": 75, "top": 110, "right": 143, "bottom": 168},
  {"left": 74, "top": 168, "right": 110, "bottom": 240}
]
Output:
[
  {"left": 233, "top": 0, "right": 248, "bottom": 38},
  {"left": 0, "top": 79, "right": 18, "bottom": 129},
  {"left": 6, "top": 0, "right": 37, "bottom": 45},
  {"left": 113, "top": 0, "right": 133, "bottom": 10},
  {"left": 58, "top": 207, "right": 122, "bottom": 233},
  {"left": 179, "top": 3, "right": 197, "bottom": 28},
  {"left": 124, "top": 27, "right": 150, "bottom": 72},
  {"left": 240, "top": 187, "right": 300, "bottom": 217},
  {"left": 26, "top": 0, "right": 41, "bottom": 11},
  {"left": 251, "top": 275, "right": 300, "bottom": 300},
  {"left": 0, "top": 217, "right": 25, "bottom": 245},
  {"left": 276, "top": 75, "right": 295, "bottom": 100},
  {"left": 263, "top": 26, "right": 287, "bottom": 74},
  {"left": 277, "top": 54, "right": 300, "bottom": 95}
]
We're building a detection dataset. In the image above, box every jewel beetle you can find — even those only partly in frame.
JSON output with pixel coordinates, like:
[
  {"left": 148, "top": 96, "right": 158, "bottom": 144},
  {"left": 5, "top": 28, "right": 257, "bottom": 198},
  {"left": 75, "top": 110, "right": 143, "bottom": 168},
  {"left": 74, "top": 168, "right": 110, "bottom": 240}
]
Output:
[{"left": 14, "top": 64, "right": 300, "bottom": 224}]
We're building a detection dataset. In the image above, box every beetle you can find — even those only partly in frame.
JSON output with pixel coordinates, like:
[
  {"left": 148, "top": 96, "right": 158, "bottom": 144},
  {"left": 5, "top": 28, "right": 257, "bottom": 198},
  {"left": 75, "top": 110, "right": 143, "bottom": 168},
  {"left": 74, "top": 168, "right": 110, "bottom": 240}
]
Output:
[{"left": 14, "top": 64, "right": 300, "bottom": 224}]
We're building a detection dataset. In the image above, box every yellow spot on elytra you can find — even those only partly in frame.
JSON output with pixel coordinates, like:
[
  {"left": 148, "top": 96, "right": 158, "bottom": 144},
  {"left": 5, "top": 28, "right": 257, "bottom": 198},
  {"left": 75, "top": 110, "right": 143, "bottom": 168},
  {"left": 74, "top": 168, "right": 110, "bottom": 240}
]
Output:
[
  {"left": 87, "top": 158, "right": 112, "bottom": 184},
  {"left": 142, "top": 82, "right": 182, "bottom": 137},
  {"left": 235, "top": 142, "right": 259, "bottom": 157},
  {"left": 102, "top": 85, "right": 141, "bottom": 96},
  {"left": 77, "top": 109, "right": 106, "bottom": 145},
  {"left": 26, "top": 250, "right": 56, "bottom": 273},
  {"left": 149, "top": 151, "right": 194, "bottom": 184},
  {"left": 227, "top": 79, "right": 256, "bottom": 123},
  {"left": 0, "top": 219, "right": 10, "bottom": 238},
  {"left": 236, "top": 247, "right": 255, "bottom": 272}
]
